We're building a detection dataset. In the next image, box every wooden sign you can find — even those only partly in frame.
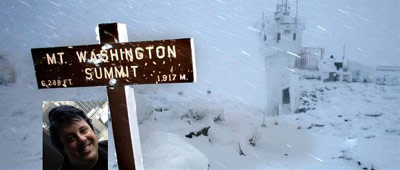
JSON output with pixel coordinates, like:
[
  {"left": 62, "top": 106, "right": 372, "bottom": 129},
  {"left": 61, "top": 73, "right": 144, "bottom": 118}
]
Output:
[
  {"left": 33, "top": 23, "right": 197, "bottom": 170},
  {"left": 31, "top": 38, "right": 196, "bottom": 88}
]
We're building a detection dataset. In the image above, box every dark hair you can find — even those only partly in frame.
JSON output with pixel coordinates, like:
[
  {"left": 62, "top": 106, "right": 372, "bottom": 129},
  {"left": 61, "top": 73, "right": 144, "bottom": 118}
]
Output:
[{"left": 48, "top": 105, "right": 94, "bottom": 154}]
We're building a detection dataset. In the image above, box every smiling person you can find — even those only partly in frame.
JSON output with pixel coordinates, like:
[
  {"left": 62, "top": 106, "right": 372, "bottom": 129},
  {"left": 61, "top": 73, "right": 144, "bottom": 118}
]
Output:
[{"left": 49, "top": 105, "right": 107, "bottom": 170}]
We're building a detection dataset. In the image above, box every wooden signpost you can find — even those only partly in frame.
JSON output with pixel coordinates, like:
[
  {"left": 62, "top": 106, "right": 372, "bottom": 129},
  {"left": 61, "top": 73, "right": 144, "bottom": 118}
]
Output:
[{"left": 32, "top": 23, "right": 196, "bottom": 170}]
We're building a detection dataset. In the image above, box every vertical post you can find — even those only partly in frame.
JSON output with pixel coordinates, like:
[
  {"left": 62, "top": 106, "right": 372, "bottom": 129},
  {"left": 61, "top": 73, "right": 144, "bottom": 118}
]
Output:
[
  {"left": 342, "top": 45, "right": 346, "bottom": 60},
  {"left": 98, "top": 23, "right": 143, "bottom": 170}
]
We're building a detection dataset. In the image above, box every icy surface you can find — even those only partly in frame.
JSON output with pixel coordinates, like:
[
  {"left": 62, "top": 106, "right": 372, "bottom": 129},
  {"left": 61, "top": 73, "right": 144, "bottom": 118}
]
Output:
[{"left": 142, "top": 131, "right": 209, "bottom": 170}]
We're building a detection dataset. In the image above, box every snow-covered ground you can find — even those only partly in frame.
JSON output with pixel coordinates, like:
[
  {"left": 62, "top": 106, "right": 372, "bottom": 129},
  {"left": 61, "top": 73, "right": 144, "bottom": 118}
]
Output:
[
  {"left": 2, "top": 78, "right": 398, "bottom": 170},
  {"left": 132, "top": 79, "right": 400, "bottom": 170}
]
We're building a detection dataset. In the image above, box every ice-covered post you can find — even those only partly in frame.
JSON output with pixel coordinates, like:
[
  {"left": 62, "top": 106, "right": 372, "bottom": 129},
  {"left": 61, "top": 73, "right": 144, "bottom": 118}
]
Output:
[
  {"left": 97, "top": 23, "right": 142, "bottom": 170},
  {"left": 31, "top": 22, "right": 196, "bottom": 170}
]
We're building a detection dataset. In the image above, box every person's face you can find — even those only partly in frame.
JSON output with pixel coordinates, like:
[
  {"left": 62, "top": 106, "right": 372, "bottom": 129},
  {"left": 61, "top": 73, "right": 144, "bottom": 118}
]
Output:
[{"left": 59, "top": 118, "right": 98, "bottom": 168}]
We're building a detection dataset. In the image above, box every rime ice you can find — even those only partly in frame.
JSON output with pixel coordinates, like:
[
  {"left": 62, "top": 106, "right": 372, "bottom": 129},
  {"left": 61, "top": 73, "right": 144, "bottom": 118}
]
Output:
[{"left": 108, "top": 78, "right": 117, "bottom": 86}]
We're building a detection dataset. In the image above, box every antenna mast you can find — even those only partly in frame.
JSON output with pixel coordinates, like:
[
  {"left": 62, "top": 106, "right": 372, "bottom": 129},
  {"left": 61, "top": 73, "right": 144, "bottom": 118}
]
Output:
[
  {"left": 343, "top": 45, "right": 346, "bottom": 60},
  {"left": 295, "top": 0, "right": 299, "bottom": 30}
]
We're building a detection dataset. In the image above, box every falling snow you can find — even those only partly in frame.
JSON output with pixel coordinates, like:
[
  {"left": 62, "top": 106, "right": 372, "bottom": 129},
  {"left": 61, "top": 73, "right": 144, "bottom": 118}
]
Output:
[{"left": 316, "top": 25, "right": 327, "bottom": 31}]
